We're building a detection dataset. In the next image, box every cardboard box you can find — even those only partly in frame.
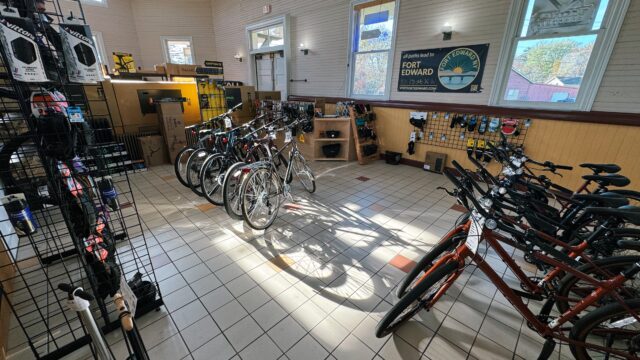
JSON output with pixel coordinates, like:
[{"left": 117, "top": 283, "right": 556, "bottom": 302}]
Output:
[
  {"left": 157, "top": 102, "right": 187, "bottom": 164},
  {"left": 139, "top": 136, "right": 168, "bottom": 166},
  {"left": 163, "top": 63, "right": 199, "bottom": 77},
  {"left": 254, "top": 91, "right": 281, "bottom": 101},
  {"left": 424, "top": 152, "right": 447, "bottom": 173}
]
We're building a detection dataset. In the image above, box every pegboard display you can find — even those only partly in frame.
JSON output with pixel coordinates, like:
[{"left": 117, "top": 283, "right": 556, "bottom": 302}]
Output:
[
  {"left": 410, "top": 111, "right": 530, "bottom": 151},
  {"left": 197, "top": 78, "right": 227, "bottom": 121}
]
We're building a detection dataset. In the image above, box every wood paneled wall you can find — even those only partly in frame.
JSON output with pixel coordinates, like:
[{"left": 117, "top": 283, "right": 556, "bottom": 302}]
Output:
[{"left": 373, "top": 106, "right": 640, "bottom": 189}]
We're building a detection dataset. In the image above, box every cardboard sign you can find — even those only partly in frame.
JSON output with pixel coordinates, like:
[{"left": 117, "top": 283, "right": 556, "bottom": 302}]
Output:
[{"left": 157, "top": 102, "right": 187, "bottom": 164}]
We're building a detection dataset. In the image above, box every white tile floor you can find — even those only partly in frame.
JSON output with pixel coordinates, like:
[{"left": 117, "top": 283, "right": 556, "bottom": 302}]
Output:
[{"left": 13, "top": 160, "right": 577, "bottom": 360}]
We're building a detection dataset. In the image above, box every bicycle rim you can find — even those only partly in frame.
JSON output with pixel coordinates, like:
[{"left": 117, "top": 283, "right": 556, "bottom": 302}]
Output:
[
  {"left": 201, "top": 155, "right": 225, "bottom": 206},
  {"left": 187, "top": 150, "right": 211, "bottom": 196},
  {"left": 222, "top": 162, "right": 247, "bottom": 220},
  {"left": 292, "top": 153, "right": 315, "bottom": 193},
  {"left": 174, "top": 147, "right": 195, "bottom": 187},
  {"left": 241, "top": 168, "right": 281, "bottom": 230}
]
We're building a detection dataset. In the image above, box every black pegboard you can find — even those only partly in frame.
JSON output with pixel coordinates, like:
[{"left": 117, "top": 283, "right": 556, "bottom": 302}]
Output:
[{"left": 412, "top": 111, "right": 529, "bottom": 151}]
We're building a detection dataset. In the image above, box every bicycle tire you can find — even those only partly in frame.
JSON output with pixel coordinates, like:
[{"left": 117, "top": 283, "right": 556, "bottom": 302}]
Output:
[
  {"left": 200, "top": 154, "right": 226, "bottom": 206},
  {"left": 569, "top": 298, "right": 640, "bottom": 360},
  {"left": 222, "top": 161, "right": 247, "bottom": 220},
  {"left": 291, "top": 153, "right": 315, "bottom": 193},
  {"left": 186, "top": 149, "right": 214, "bottom": 196},
  {"left": 240, "top": 168, "right": 281, "bottom": 230},
  {"left": 396, "top": 232, "right": 466, "bottom": 298},
  {"left": 554, "top": 255, "right": 640, "bottom": 317},
  {"left": 376, "top": 260, "right": 459, "bottom": 338},
  {"left": 174, "top": 146, "right": 196, "bottom": 188}
]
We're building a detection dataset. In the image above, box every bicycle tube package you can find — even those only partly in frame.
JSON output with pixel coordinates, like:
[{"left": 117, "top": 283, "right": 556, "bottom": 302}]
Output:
[
  {"left": 0, "top": 6, "right": 48, "bottom": 82},
  {"left": 58, "top": 22, "right": 103, "bottom": 83}
]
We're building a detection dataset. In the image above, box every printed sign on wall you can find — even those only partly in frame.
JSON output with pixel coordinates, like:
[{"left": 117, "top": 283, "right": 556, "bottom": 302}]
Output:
[
  {"left": 527, "top": 0, "right": 601, "bottom": 36},
  {"left": 398, "top": 44, "right": 489, "bottom": 93}
]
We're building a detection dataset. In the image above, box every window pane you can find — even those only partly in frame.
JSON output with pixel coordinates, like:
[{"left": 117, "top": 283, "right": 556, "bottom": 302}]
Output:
[
  {"left": 251, "top": 28, "right": 269, "bottom": 49},
  {"left": 505, "top": 35, "right": 596, "bottom": 103},
  {"left": 356, "top": 1, "right": 395, "bottom": 52},
  {"left": 352, "top": 52, "right": 388, "bottom": 96},
  {"left": 268, "top": 25, "right": 284, "bottom": 47},
  {"left": 167, "top": 40, "right": 193, "bottom": 64},
  {"left": 522, "top": 0, "right": 607, "bottom": 37}
]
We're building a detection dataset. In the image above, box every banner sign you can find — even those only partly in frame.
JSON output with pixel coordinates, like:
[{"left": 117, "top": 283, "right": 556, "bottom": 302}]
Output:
[
  {"left": 527, "top": 0, "right": 601, "bottom": 36},
  {"left": 398, "top": 44, "right": 489, "bottom": 93}
]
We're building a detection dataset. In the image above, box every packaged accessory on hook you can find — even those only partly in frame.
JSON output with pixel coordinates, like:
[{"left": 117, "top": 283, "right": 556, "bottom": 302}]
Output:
[
  {"left": 0, "top": 5, "right": 48, "bottom": 82},
  {"left": 59, "top": 16, "right": 104, "bottom": 83}
]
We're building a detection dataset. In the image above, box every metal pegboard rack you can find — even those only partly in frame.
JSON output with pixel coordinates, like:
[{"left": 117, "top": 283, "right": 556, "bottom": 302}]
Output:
[
  {"left": 0, "top": 1, "right": 162, "bottom": 359},
  {"left": 412, "top": 111, "right": 530, "bottom": 150}
]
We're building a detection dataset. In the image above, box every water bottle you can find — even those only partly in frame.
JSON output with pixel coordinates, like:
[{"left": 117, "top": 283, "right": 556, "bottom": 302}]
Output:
[
  {"left": 98, "top": 177, "right": 119, "bottom": 211},
  {"left": 5, "top": 195, "right": 38, "bottom": 236}
]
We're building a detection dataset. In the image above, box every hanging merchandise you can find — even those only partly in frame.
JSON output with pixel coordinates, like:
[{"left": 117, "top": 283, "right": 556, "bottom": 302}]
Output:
[
  {"left": 113, "top": 51, "right": 136, "bottom": 73},
  {"left": 502, "top": 118, "right": 520, "bottom": 136},
  {"left": 489, "top": 117, "right": 501, "bottom": 133},
  {"left": 407, "top": 131, "right": 416, "bottom": 155},
  {"left": 2, "top": 193, "right": 38, "bottom": 236},
  {"left": 459, "top": 115, "right": 468, "bottom": 129},
  {"left": 478, "top": 116, "right": 488, "bottom": 134},
  {"left": 475, "top": 139, "right": 486, "bottom": 160},
  {"left": 466, "top": 138, "right": 476, "bottom": 157},
  {"left": 467, "top": 116, "right": 478, "bottom": 132},
  {"left": 459, "top": 131, "right": 465, "bottom": 140},
  {"left": 429, "top": 131, "right": 434, "bottom": 140},
  {"left": 0, "top": 6, "right": 48, "bottom": 82},
  {"left": 484, "top": 141, "right": 495, "bottom": 163},
  {"left": 409, "top": 112, "right": 427, "bottom": 129},
  {"left": 59, "top": 21, "right": 104, "bottom": 83},
  {"left": 98, "top": 176, "right": 119, "bottom": 211},
  {"left": 524, "top": 118, "right": 533, "bottom": 128},
  {"left": 449, "top": 114, "right": 458, "bottom": 128}
]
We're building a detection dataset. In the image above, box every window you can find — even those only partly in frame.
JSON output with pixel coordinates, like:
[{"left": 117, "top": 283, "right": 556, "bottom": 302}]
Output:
[
  {"left": 161, "top": 36, "right": 195, "bottom": 65},
  {"left": 91, "top": 31, "right": 107, "bottom": 65},
  {"left": 81, "top": 0, "right": 107, "bottom": 7},
  {"left": 347, "top": 0, "right": 399, "bottom": 99},
  {"left": 250, "top": 24, "right": 284, "bottom": 51},
  {"left": 491, "top": 0, "right": 630, "bottom": 110}
]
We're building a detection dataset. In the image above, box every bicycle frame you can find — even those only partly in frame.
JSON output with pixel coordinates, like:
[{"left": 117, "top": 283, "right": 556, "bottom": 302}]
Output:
[{"left": 428, "top": 217, "right": 640, "bottom": 358}]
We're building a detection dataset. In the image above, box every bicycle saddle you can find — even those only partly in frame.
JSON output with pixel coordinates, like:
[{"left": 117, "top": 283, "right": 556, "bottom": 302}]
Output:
[
  {"left": 582, "top": 174, "right": 630, "bottom": 188},
  {"left": 584, "top": 206, "right": 640, "bottom": 226},
  {"left": 186, "top": 124, "right": 200, "bottom": 130},
  {"left": 571, "top": 192, "right": 629, "bottom": 208},
  {"left": 199, "top": 129, "right": 213, "bottom": 137},
  {"left": 580, "top": 163, "right": 621, "bottom": 174},
  {"left": 607, "top": 189, "right": 640, "bottom": 202},
  {"left": 616, "top": 239, "right": 640, "bottom": 252}
]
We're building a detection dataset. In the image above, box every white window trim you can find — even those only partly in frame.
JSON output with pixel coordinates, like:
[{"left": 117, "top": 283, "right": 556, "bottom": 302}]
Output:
[
  {"left": 489, "top": 0, "right": 630, "bottom": 111},
  {"left": 245, "top": 15, "right": 290, "bottom": 98},
  {"left": 92, "top": 31, "right": 107, "bottom": 65},
  {"left": 79, "top": 0, "right": 108, "bottom": 8},
  {"left": 161, "top": 36, "right": 195, "bottom": 65},
  {"left": 345, "top": 0, "right": 400, "bottom": 101}
]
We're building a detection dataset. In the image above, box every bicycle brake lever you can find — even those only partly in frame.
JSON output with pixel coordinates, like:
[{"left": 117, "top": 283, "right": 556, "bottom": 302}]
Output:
[{"left": 437, "top": 186, "right": 456, "bottom": 196}]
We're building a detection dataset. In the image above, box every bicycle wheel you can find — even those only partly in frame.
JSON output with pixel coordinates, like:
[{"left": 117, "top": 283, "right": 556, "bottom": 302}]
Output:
[
  {"left": 186, "top": 149, "right": 213, "bottom": 196},
  {"left": 376, "top": 259, "right": 459, "bottom": 338},
  {"left": 200, "top": 154, "right": 225, "bottom": 206},
  {"left": 554, "top": 256, "right": 640, "bottom": 318},
  {"left": 240, "top": 168, "right": 281, "bottom": 230},
  {"left": 222, "top": 161, "right": 247, "bottom": 220},
  {"left": 174, "top": 146, "right": 195, "bottom": 188},
  {"left": 569, "top": 298, "right": 640, "bottom": 360},
  {"left": 396, "top": 232, "right": 466, "bottom": 298},
  {"left": 291, "top": 153, "right": 315, "bottom": 193}
]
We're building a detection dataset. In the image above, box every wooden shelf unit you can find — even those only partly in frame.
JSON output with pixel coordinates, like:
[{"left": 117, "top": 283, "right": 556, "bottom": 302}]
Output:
[
  {"left": 349, "top": 106, "right": 380, "bottom": 165},
  {"left": 312, "top": 116, "right": 355, "bottom": 161}
]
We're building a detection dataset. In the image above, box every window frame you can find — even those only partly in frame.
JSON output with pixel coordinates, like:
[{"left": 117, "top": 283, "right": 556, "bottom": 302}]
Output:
[
  {"left": 345, "top": 0, "right": 400, "bottom": 100},
  {"left": 91, "top": 31, "right": 107, "bottom": 66},
  {"left": 161, "top": 36, "right": 196, "bottom": 65},
  {"left": 489, "top": 0, "right": 630, "bottom": 111}
]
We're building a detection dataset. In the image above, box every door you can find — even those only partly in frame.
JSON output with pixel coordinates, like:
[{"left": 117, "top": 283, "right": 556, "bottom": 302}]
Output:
[{"left": 254, "top": 51, "right": 286, "bottom": 92}]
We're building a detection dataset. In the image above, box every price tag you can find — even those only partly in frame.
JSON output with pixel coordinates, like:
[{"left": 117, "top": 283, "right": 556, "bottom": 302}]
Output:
[
  {"left": 298, "top": 134, "right": 305, "bottom": 143},
  {"left": 224, "top": 117, "right": 232, "bottom": 128},
  {"left": 67, "top": 107, "right": 84, "bottom": 123},
  {"left": 466, "top": 212, "right": 486, "bottom": 254},
  {"left": 285, "top": 130, "right": 292, "bottom": 143},
  {"left": 119, "top": 276, "right": 138, "bottom": 317}
]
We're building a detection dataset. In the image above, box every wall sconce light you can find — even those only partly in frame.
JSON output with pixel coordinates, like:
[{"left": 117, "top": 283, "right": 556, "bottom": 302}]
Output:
[
  {"left": 441, "top": 23, "right": 453, "bottom": 41},
  {"left": 233, "top": 53, "right": 243, "bottom": 62},
  {"left": 299, "top": 43, "right": 309, "bottom": 55}
]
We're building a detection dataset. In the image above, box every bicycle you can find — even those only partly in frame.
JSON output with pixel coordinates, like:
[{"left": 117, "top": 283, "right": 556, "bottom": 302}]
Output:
[
  {"left": 377, "top": 163, "right": 640, "bottom": 359},
  {"left": 238, "top": 118, "right": 315, "bottom": 230}
]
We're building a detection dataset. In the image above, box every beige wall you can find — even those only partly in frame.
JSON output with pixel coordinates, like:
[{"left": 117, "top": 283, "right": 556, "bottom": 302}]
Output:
[
  {"left": 61, "top": 0, "right": 142, "bottom": 70},
  {"left": 210, "top": 0, "right": 640, "bottom": 113},
  {"left": 131, "top": 0, "right": 217, "bottom": 68}
]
